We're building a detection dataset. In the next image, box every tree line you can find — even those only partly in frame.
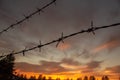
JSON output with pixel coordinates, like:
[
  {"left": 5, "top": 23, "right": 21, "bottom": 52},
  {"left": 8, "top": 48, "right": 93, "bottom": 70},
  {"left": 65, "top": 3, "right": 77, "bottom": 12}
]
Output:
[
  {"left": 0, "top": 54, "right": 109, "bottom": 80},
  {"left": 15, "top": 74, "right": 109, "bottom": 80}
]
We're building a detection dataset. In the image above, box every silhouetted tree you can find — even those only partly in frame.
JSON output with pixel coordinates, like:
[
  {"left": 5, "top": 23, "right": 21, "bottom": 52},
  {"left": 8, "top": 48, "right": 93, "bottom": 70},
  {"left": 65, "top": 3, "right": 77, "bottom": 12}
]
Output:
[
  {"left": 104, "top": 76, "right": 109, "bottom": 80},
  {"left": 89, "top": 76, "right": 95, "bottom": 80},
  {"left": 102, "top": 76, "right": 104, "bottom": 80},
  {"left": 48, "top": 77, "right": 52, "bottom": 80},
  {"left": 83, "top": 76, "right": 88, "bottom": 80},
  {"left": 20, "top": 74, "right": 24, "bottom": 79},
  {"left": 38, "top": 74, "right": 43, "bottom": 80},
  {"left": 29, "top": 75, "right": 36, "bottom": 80},
  {"left": 24, "top": 74, "right": 27, "bottom": 80},
  {"left": 102, "top": 76, "right": 109, "bottom": 80},
  {"left": 56, "top": 78, "right": 60, "bottom": 80},
  {"left": 42, "top": 76, "right": 46, "bottom": 80},
  {"left": 15, "top": 74, "right": 27, "bottom": 80},
  {"left": 0, "top": 54, "right": 15, "bottom": 80},
  {"left": 77, "top": 77, "right": 82, "bottom": 80}
]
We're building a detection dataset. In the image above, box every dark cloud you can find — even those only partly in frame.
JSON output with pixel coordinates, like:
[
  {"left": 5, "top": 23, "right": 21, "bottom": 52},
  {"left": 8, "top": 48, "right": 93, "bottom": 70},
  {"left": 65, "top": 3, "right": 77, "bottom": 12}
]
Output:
[
  {"left": 15, "top": 59, "right": 103, "bottom": 74},
  {"left": 80, "top": 49, "right": 92, "bottom": 59},
  {"left": 71, "top": 48, "right": 92, "bottom": 59},
  {"left": 86, "top": 61, "right": 102, "bottom": 69},
  {"left": 61, "top": 58, "right": 80, "bottom": 66},
  {"left": 15, "top": 58, "right": 81, "bottom": 74},
  {"left": 81, "top": 60, "right": 103, "bottom": 73},
  {"left": 81, "top": 69, "right": 94, "bottom": 73},
  {"left": 104, "top": 65, "right": 120, "bottom": 73},
  {"left": 15, "top": 61, "right": 67, "bottom": 74}
]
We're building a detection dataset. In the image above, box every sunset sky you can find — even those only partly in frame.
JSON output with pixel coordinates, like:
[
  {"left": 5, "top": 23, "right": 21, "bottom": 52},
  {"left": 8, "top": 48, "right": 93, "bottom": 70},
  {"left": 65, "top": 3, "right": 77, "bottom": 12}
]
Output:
[{"left": 0, "top": 0, "right": 120, "bottom": 80}]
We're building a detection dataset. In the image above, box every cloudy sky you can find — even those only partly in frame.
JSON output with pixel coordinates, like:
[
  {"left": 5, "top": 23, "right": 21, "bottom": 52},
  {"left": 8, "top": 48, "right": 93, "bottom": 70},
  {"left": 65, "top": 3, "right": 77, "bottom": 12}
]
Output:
[{"left": 0, "top": 0, "right": 120, "bottom": 79}]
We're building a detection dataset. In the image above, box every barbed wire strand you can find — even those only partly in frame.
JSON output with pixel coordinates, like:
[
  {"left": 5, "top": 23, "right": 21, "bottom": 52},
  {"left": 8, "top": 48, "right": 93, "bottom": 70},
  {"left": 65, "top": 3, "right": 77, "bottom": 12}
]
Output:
[
  {"left": 0, "top": 22, "right": 120, "bottom": 58},
  {"left": 0, "top": 0, "right": 57, "bottom": 35}
]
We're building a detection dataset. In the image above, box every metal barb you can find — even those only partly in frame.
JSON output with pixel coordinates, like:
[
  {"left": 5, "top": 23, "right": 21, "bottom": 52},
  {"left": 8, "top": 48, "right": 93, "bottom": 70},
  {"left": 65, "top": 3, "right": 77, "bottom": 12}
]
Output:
[
  {"left": 22, "top": 50, "right": 25, "bottom": 56},
  {"left": 22, "top": 47, "right": 27, "bottom": 56},
  {"left": 23, "top": 15, "right": 30, "bottom": 21},
  {"left": 41, "top": 9, "right": 44, "bottom": 13},
  {"left": 10, "top": 24, "right": 14, "bottom": 29},
  {"left": 9, "top": 51, "right": 14, "bottom": 56},
  {"left": 52, "top": 0, "right": 57, "bottom": 2},
  {"left": 16, "top": 21, "right": 20, "bottom": 25},
  {"left": 91, "top": 21, "right": 95, "bottom": 35},
  {"left": 3, "top": 29, "right": 7, "bottom": 32},
  {"left": 61, "top": 32, "right": 64, "bottom": 43},
  {"left": 37, "top": 8, "right": 41, "bottom": 15},
  {"left": 38, "top": 40, "right": 42, "bottom": 52},
  {"left": 56, "top": 32, "right": 64, "bottom": 47},
  {"left": 52, "top": 0, "right": 57, "bottom": 5},
  {"left": 87, "top": 21, "right": 95, "bottom": 35}
]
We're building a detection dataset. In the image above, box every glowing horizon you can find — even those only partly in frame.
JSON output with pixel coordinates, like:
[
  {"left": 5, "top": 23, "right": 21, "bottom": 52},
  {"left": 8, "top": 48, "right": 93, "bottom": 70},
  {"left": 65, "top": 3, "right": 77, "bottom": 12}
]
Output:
[{"left": 14, "top": 69, "right": 120, "bottom": 80}]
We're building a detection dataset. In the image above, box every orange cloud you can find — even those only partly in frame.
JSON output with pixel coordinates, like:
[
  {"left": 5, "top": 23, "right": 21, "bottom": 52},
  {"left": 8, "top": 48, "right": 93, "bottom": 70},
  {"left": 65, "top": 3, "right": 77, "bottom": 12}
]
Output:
[
  {"left": 92, "top": 40, "right": 120, "bottom": 53},
  {"left": 57, "top": 43, "right": 71, "bottom": 51},
  {"left": 104, "top": 65, "right": 120, "bottom": 74},
  {"left": 60, "top": 63, "right": 82, "bottom": 70}
]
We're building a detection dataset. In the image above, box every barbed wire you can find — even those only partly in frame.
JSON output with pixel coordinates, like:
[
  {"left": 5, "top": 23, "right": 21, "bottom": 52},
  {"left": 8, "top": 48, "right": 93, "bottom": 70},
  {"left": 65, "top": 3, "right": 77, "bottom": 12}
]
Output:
[
  {"left": 0, "top": 0, "right": 57, "bottom": 35},
  {"left": 0, "top": 22, "right": 120, "bottom": 58}
]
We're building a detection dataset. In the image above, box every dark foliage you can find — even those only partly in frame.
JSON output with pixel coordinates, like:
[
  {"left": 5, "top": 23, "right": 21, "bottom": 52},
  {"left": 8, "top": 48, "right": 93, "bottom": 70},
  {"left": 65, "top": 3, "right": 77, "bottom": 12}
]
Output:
[{"left": 0, "top": 54, "right": 15, "bottom": 80}]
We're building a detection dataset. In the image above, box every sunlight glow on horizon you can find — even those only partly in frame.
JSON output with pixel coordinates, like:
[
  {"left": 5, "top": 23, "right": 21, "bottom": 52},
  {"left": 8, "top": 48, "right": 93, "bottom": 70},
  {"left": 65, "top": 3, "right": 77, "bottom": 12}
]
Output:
[{"left": 14, "top": 69, "right": 120, "bottom": 80}]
